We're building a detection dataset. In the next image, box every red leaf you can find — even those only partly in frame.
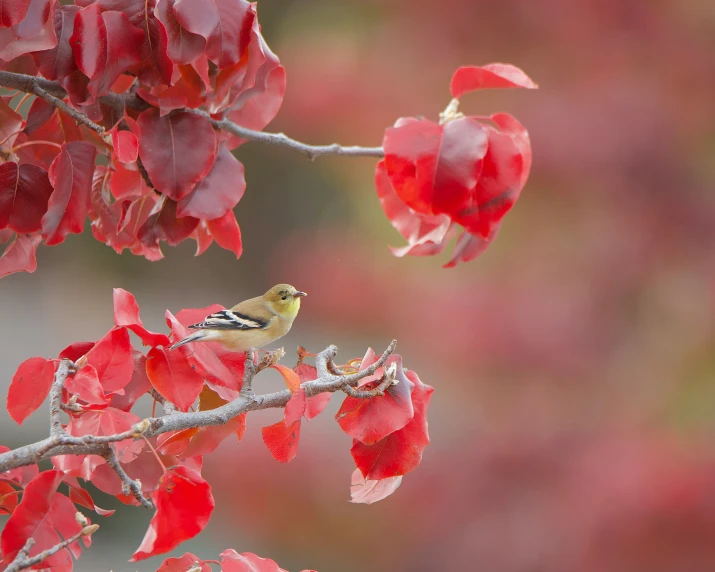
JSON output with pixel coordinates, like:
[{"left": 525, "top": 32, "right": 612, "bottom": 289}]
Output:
[
  {"left": 109, "top": 161, "right": 151, "bottom": 200},
  {"left": 158, "top": 552, "right": 212, "bottom": 572},
  {"left": 65, "top": 364, "right": 111, "bottom": 408},
  {"left": 0, "top": 162, "right": 53, "bottom": 233},
  {"left": 0, "top": 0, "right": 31, "bottom": 26},
  {"left": 136, "top": 108, "right": 217, "bottom": 200},
  {"left": 294, "top": 364, "right": 331, "bottom": 421},
  {"left": 41, "top": 141, "right": 97, "bottom": 245},
  {"left": 0, "top": 96, "right": 24, "bottom": 152},
  {"left": 375, "top": 160, "right": 454, "bottom": 258},
  {"left": 0, "top": 233, "right": 41, "bottom": 278},
  {"left": 284, "top": 386, "right": 306, "bottom": 424},
  {"left": 110, "top": 350, "right": 152, "bottom": 411},
  {"left": 113, "top": 288, "right": 172, "bottom": 347},
  {"left": 71, "top": 407, "right": 144, "bottom": 462},
  {"left": 130, "top": 465, "right": 215, "bottom": 562},
  {"left": 138, "top": 196, "right": 200, "bottom": 250},
  {"left": 174, "top": 0, "right": 253, "bottom": 68},
  {"left": 220, "top": 549, "right": 289, "bottom": 572},
  {"left": 111, "top": 129, "right": 138, "bottom": 163},
  {"left": 0, "top": 445, "right": 38, "bottom": 486},
  {"left": 452, "top": 128, "right": 525, "bottom": 239},
  {"left": 155, "top": 0, "right": 206, "bottom": 65},
  {"left": 176, "top": 144, "right": 245, "bottom": 219},
  {"left": 450, "top": 63, "right": 538, "bottom": 99},
  {"left": 350, "top": 468, "right": 402, "bottom": 505},
  {"left": 66, "top": 477, "right": 115, "bottom": 516},
  {"left": 0, "top": 470, "right": 90, "bottom": 569},
  {"left": 0, "top": 480, "right": 19, "bottom": 515},
  {"left": 261, "top": 418, "right": 300, "bottom": 464},
  {"left": 227, "top": 65, "right": 285, "bottom": 137},
  {"left": 0, "top": 0, "right": 57, "bottom": 62},
  {"left": 165, "top": 387, "right": 246, "bottom": 457},
  {"left": 70, "top": 4, "right": 143, "bottom": 99},
  {"left": 383, "top": 116, "right": 488, "bottom": 217},
  {"left": 146, "top": 346, "right": 204, "bottom": 411},
  {"left": 31, "top": 5, "right": 79, "bottom": 80},
  {"left": 336, "top": 355, "right": 414, "bottom": 445},
  {"left": 443, "top": 228, "right": 498, "bottom": 269},
  {"left": 270, "top": 364, "right": 301, "bottom": 393},
  {"left": 351, "top": 370, "right": 433, "bottom": 480},
  {"left": 206, "top": 209, "right": 242, "bottom": 257},
  {"left": 97, "top": 0, "right": 172, "bottom": 86},
  {"left": 59, "top": 341, "right": 95, "bottom": 361},
  {"left": 18, "top": 103, "right": 81, "bottom": 168},
  {"left": 6, "top": 356, "right": 54, "bottom": 425},
  {"left": 191, "top": 220, "right": 212, "bottom": 255},
  {"left": 83, "top": 327, "right": 134, "bottom": 393}
]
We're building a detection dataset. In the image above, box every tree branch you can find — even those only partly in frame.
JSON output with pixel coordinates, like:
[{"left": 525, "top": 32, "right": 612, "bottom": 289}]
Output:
[
  {"left": 102, "top": 447, "right": 153, "bottom": 509},
  {"left": 0, "top": 70, "right": 385, "bottom": 160},
  {"left": 4, "top": 519, "right": 98, "bottom": 572},
  {"left": 0, "top": 341, "right": 397, "bottom": 475}
]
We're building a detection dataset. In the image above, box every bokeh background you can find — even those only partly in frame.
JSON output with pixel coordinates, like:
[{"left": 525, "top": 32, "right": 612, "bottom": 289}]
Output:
[{"left": 3, "top": 0, "right": 715, "bottom": 570}]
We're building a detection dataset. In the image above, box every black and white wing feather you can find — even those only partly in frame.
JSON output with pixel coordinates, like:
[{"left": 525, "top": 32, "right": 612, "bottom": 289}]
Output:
[{"left": 188, "top": 310, "right": 269, "bottom": 331}]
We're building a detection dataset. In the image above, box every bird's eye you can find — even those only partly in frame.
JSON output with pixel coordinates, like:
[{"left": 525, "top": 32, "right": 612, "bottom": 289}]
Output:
[{"left": 281, "top": 295, "right": 287, "bottom": 300}]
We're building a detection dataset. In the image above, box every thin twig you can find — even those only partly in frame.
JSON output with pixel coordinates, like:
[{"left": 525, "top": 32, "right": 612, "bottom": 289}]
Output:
[
  {"left": 4, "top": 521, "right": 98, "bottom": 572},
  {"left": 185, "top": 108, "right": 385, "bottom": 161},
  {"left": 149, "top": 388, "right": 176, "bottom": 415},
  {"left": 0, "top": 70, "right": 385, "bottom": 161},
  {"left": 32, "top": 86, "right": 112, "bottom": 145},
  {"left": 342, "top": 362, "right": 398, "bottom": 399},
  {"left": 102, "top": 448, "right": 153, "bottom": 509},
  {"left": 0, "top": 341, "right": 398, "bottom": 474}
]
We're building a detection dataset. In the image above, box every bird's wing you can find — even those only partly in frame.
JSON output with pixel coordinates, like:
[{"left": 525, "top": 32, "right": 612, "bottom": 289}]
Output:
[{"left": 188, "top": 309, "right": 269, "bottom": 331}]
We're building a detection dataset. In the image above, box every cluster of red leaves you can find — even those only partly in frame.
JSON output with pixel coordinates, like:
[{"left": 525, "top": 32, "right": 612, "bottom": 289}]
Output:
[
  {"left": 158, "top": 549, "right": 316, "bottom": 572},
  {"left": 377, "top": 64, "right": 537, "bottom": 267},
  {"left": 0, "top": 0, "right": 284, "bottom": 277},
  {"left": 1, "top": 288, "right": 433, "bottom": 568}
]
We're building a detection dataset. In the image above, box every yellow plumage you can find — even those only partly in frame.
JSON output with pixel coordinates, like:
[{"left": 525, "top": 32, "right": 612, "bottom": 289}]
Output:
[{"left": 169, "top": 284, "right": 306, "bottom": 351}]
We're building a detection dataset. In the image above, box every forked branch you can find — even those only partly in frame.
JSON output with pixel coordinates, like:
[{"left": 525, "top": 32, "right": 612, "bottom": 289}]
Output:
[{"left": 0, "top": 341, "right": 398, "bottom": 477}]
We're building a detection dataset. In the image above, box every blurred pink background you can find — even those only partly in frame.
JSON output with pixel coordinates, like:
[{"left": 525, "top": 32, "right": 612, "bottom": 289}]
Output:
[{"left": 3, "top": 0, "right": 715, "bottom": 570}]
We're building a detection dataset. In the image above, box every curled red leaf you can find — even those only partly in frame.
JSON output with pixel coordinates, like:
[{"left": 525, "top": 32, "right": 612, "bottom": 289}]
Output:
[
  {"left": 350, "top": 468, "right": 402, "bottom": 505},
  {"left": 0, "top": 233, "right": 42, "bottom": 278},
  {"left": 450, "top": 63, "right": 538, "bottom": 99}
]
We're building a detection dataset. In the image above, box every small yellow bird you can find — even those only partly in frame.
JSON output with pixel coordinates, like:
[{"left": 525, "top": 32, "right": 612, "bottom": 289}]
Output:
[{"left": 169, "top": 284, "right": 307, "bottom": 351}]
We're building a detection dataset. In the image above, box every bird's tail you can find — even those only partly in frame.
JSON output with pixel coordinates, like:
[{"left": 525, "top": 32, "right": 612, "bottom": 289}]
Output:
[{"left": 168, "top": 332, "right": 205, "bottom": 350}]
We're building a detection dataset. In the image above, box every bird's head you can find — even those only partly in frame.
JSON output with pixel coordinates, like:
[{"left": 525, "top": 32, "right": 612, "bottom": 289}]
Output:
[{"left": 263, "top": 284, "right": 307, "bottom": 319}]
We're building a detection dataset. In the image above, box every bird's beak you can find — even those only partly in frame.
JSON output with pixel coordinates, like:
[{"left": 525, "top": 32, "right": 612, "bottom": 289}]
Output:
[{"left": 293, "top": 291, "right": 307, "bottom": 297}]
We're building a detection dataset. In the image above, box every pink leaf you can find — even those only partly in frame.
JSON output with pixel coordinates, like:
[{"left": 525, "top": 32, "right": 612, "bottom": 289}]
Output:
[
  {"left": 0, "top": 233, "right": 41, "bottom": 278},
  {"left": 450, "top": 63, "right": 538, "bottom": 99},
  {"left": 349, "top": 468, "right": 402, "bottom": 504}
]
